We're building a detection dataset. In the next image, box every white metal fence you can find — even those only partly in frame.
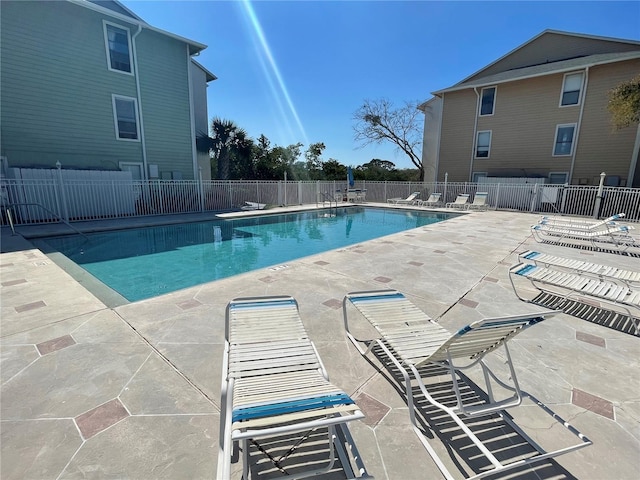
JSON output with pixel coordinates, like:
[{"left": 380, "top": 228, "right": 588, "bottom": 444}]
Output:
[{"left": 2, "top": 175, "right": 639, "bottom": 225}]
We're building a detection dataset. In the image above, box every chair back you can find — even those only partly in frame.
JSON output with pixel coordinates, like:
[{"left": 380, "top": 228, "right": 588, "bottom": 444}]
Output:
[
  {"left": 471, "top": 192, "right": 488, "bottom": 205},
  {"left": 454, "top": 194, "right": 469, "bottom": 204},
  {"left": 417, "top": 312, "right": 554, "bottom": 366}
]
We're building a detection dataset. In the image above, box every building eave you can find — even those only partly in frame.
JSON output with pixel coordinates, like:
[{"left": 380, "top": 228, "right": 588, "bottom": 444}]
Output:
[
  {"left": 192, "top": 59, "right": 218, "bottom": 82},
  {"left": 432, "top": 52, "right": 640, "bottom": 95},
  {"left": 69, "top": 0, "right": 207, "bottom": 55}
]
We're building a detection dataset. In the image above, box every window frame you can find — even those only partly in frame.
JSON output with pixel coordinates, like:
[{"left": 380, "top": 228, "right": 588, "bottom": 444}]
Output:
[
  {"left": 475, "top": 130, "right": 492, "bottom": 159},
  {"left": 559, "top": 72, "right": 584, "bottom": 107},
  {"left": 103, "top": 20, "right": 134, "bottom": 75},
  {"left": 548, "top": 172, "right": 569, "bottom": 184},
  {"left": 479, "top": 86, "right": 497, "bottom": 116},
  {"left": 472, "top": 172, "right": 488, "bottom": 183},
  {"left": 552, "top": 123, "right": 576, "bottom": 157},
  {"left": 112, "top": 94, "right": 141, "bottom": 142}
]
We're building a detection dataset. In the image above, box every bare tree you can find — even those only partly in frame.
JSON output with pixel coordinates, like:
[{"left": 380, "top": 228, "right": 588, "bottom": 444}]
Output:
[{"left": 353, "top": 99, "right": 424, "bottom": 180}]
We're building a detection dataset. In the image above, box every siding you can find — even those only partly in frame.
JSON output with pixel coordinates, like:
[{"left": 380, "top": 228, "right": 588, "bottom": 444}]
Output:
[
  {"left": 136, "top": 30, "right": 195, "bottom": 179},
  {"left": 468, "top": 32, "right": 640, "bottom": 81},
  {"left": 436, "top": 61, "right": 639, "bottom": 184},
  {"left": 438, "top": 90, "right": 476, "bottom": 181},
  {"left": 471, "top": 74, "right": 578, "bottom": 178},
  {"left": 573, "top": 60, "right": 640, "bottom": 185},
  {"left": 0, "top": 0, "right": 141, "bottom": 169},
  {"left": 1, "top": 0, "right": 198, "bottom": 179}
]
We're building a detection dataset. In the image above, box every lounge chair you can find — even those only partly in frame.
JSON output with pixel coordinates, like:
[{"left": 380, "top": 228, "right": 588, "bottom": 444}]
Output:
[
  {"left": 241, "top": 201, "right": 266, "bottom": 211},
  {"left": 467, "top": 192, "right": 489, "bottom": 211},
  {"left": 342, "top": 289, "right": 591, "bottom": 479},
  {"left": 445, "top": 193, "right": 470, "bottom": 209},
  {"left": 538, "top": 213, "right": 625, "bottom": 230},
  {"left": 387, "top": 191, "right": 420, "bottom": 205},
  {"left": 519, "top": 250, "right": 640, "bottom": 287},
  {"left": 218, "top": 296, "right": 366, "bottom": 480},
  {"left": 417, "top": 192, "right": 442, "bottom": 207},
  {"left": 510, "top": 263, "right": 640, "bottom": 335},
  {"left": 531, "top": 223, "right": 637, "bottom": 252}
]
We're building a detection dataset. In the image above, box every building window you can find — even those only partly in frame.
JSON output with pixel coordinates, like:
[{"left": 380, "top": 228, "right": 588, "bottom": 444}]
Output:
[
  {"left": 112, "top": 95, "right": 140, "bottom": 141},
  {"left": 104, "top": 21, "right": 133, "bottom": 74},
  {"left": 548, "top": 172, "right": 568, "bottom": 184},
  {"left": 560, "top": 72, "right": 583, "bottom": 106},
  {"left": 472, "top": 172, "right": 488, "bottom": 183},
  {"left": 479, "top": 87, "right": 496, "bottom": 116},
  {"left": 475, "top": 131, "right": 491, "bottom": 158},
  {"left": 553, "top": 124, "right": 575, "bottom": 156}
]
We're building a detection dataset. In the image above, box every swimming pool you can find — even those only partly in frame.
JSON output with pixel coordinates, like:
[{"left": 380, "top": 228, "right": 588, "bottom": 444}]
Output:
[{"left": 40, "top": 207, "right": 457, "bottom": 302}]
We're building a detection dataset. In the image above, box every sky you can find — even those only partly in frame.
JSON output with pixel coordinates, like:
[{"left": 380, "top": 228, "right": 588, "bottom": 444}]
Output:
[{"left": 120, "top": 0, "right": 640, "bottom": 169}]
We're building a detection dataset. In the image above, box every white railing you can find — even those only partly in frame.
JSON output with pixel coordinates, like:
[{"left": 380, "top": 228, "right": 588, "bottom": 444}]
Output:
[{"left": 2, "top": 176, "right": 639, "bottom": 225}]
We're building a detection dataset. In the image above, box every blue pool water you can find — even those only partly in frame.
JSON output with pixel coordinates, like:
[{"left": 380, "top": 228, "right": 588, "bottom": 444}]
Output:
[{"left": 41, "top": 207, "right": 457, "bottom": 301}]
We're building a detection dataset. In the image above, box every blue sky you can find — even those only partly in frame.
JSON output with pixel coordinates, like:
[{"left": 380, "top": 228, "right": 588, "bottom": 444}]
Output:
[{"left": 121, "top": 0, "right": 640, "bottom": 169}]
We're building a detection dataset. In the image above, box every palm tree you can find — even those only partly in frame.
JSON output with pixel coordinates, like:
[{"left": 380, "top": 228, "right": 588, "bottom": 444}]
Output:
[{"left": 202, "top": 118, "right": 250, "bottom": 180}]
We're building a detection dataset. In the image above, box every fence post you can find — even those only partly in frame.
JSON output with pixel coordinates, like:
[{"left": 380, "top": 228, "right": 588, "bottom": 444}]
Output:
[
  {"left": 443, "top": 173, "right": 448, "bottom": 204},
  {"left": 298, "top": 180, "right": 302, "bottom": 205},
  {"left": 198, "top": 167, "right": 204, "bottom": 213},
  {"left": 495, "top": 183, "right": 501, "bottom": 210},
  {"left": 55, "top": 161, "right": 69, "bottom": 222},
  {"left": 593, "top": 172, "right": 606, "bottom": 218},
  {"left": 529, "top": 183, "right": 539, "bottom": 212}
]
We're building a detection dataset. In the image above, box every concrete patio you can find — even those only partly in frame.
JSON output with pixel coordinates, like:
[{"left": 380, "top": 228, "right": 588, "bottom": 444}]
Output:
[{"left": 1, "top": 207, "right": 639, "bottom": 479}]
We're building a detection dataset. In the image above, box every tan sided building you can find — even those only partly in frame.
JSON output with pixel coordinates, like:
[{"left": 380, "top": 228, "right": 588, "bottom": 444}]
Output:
[{"left": 419, "top": 30, "right": 640, "bottom": 187}]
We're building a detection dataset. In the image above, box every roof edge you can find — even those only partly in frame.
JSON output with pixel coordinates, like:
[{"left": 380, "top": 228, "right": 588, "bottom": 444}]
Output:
[
  {"left": 68, "top": 0, "right": 208, "bottom": 54},
  {"left": 453, "top": 29, "right": 640, "bottom": 88},
  {"left": 432, "top": 52, "right": 640, "bottom": 96},
  {"left": 192, "top": 59, "right": 217, "bottom": 82}
]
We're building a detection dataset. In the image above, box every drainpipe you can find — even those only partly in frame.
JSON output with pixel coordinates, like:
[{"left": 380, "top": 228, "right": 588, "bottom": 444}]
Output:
[
  {"left": 131, "top": 24, "right": 148, "bottom": 180},
  {"left": 593, "top": 172, "right": 606, "bottom": 218},
  {"left": 627, "top": 123, "right": 640, "bottom": 187},
  {"left": 186, "top": 47, "right": 199, "bottom": 180},
  {"left": 568, "top": 67, "right": 589, "bottom": 184},
  {"left": 469, "top": 88, "right": 480, "bottom": 182}
]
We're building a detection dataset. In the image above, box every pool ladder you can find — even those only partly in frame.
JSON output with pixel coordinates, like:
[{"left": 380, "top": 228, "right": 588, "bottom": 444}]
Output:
[
  {"left": 5, "top": 202, "right": 88, "bottom": 238},
  {"left": 317, "top": 192, "right": 338, "bottom": 216}
]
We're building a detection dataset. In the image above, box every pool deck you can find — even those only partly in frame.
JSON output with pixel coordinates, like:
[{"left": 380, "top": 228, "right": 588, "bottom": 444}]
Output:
[{"left": 1, "top": 205, "right": 639, "bottom": 479}]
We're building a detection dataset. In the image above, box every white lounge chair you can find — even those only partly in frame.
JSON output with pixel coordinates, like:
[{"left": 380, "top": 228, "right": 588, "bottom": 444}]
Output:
[
  {"left": 519, "top": 250, "right": 640, "bottom": 287},
  {"left": 445, "top": 193, "right": 469, "bottom": 209},
  {"left": 467, "top": 192, "right": 489, "bottom": 211},
  {"left": 417, "top": 192, "right": 442, "bottom": 207},
  {"left": 342, "top": 289, "right": 591, "bottom": 480},
  {"left": 218, "top": 296, "right": 366, "bottom": 479},
  {"left": 538, "top": 213, "right": 625, "bottom": 230},
  {"left": 510, "top": 263, "right": 640, "bottom": 335},
  {"left": 241, "top": 201, "right": 266, "bottom": 211},
  {"left": 387, "top": 192, "right": 420, "bottom": 205},
  {"left": 531, "top": 223, "right": 638, "bottom": 252}
]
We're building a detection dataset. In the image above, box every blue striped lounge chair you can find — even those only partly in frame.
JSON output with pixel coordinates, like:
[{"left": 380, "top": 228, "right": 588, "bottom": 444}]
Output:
[
  {"left": 510, "top": 262, "right": 640, "bottom": 335},
  {"left": 342, "top": 289, "right": 591, "bottom": 479},
  {"left": 519, "top": 250, "right": 640, "bottom": 288},
  {"left": 538, "top": 213, "right": 625, "bottom": 230},
  {"left": 531, "top": 223, "right": 637, "bottom": 252},
  {"left": 218, "top": 296, "right": 367, "bottom": 480}
]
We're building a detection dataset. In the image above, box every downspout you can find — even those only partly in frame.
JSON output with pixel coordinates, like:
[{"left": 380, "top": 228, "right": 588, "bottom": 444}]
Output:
[
  {"left": 469, "top": 87, "right": 481, "bottom": 181},
  {"left": 186, "top": 47, "right": 198, "bottom": 180},
  {"left": 627, "top": 123, "right": 640, "bottom": 187},
  {"left": 568, "top": 67, "right": 589, "bottom": 184},
  {"left": 131, "top": 24, "right": 148, "bottom": 179}
]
